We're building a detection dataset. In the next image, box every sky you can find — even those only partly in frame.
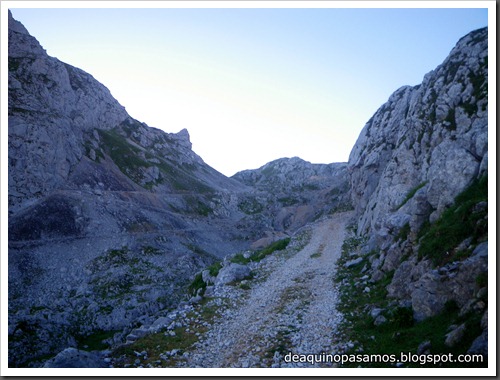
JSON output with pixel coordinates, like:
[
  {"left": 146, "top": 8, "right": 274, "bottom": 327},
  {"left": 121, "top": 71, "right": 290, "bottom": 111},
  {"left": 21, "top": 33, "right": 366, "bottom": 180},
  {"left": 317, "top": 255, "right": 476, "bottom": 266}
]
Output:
[{"left": 8, "top": 4, "right": 488, "bottom": 176}]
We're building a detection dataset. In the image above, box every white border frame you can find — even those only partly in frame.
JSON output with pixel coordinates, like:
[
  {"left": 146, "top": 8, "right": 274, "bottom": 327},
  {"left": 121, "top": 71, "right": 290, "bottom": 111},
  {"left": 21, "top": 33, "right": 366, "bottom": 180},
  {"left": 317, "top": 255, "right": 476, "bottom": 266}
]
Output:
[{"left": 1, "top": 1, "right": 496, "bottom": 377}]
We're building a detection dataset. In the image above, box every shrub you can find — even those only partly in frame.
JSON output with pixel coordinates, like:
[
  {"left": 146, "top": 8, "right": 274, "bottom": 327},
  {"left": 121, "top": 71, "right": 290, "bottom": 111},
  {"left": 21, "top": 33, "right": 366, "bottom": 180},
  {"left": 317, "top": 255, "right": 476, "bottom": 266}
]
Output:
[
  {"left": 188, "top": 273, "right": 206, "bottom": 297},
  {"left": 207, "top": 262, "right": 222, "bottom": 277}
]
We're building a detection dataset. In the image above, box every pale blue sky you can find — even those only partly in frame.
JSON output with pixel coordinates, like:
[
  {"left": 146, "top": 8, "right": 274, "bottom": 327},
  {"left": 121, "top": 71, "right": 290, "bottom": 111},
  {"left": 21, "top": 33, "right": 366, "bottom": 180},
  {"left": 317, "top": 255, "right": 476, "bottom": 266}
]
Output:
[{"left": 9, "top": 5, "right": 488, "bottom": 176}]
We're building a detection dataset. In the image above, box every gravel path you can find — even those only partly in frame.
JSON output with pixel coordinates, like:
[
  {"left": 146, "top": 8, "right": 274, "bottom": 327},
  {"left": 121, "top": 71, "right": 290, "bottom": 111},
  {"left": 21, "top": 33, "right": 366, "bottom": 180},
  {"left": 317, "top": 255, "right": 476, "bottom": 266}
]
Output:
[{"left": 185, "top": 211, "right": 354, "bottom": 368}]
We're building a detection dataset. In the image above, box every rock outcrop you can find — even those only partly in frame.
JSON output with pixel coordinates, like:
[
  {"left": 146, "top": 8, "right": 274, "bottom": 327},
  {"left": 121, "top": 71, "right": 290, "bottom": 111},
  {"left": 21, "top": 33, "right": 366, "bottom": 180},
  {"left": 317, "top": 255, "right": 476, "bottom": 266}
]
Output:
[
  {"left": 349, "top": 27, "right": 487, "bottom": 242},
  {"left": 347, "top": 27, "right": 488, "bottom": 353},
  {"left": 233, "top": 157, "right": 350, "bottom": 232},
  {"left": 7, "top": 10, "right": 259, "bottom": 367}
]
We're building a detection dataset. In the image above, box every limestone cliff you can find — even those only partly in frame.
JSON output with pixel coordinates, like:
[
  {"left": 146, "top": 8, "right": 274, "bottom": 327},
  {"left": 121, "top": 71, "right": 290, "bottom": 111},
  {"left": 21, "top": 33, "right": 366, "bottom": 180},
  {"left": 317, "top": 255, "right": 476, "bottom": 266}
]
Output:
[
  {"left": 349, "top": 27, "right": 487, "bottom": 244},
  {"left": 8, "top": 10, "right": 254, "bottom": 367},
  {"left": 347, "top": 27, "right": 488, "bottom": 352}
]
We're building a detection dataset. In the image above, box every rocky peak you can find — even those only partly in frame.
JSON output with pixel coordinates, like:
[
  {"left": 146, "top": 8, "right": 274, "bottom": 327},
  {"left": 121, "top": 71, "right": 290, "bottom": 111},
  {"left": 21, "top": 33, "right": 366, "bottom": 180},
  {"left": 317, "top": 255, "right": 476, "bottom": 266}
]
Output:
[
  {"left": 349, "top": 27, "right": 487, "bottom": 242},
  {"left": 7, "top": 13, "right": 257, "bottom": 367},
  {"left": 347, "top": 27, "right": 488, "bottom": 327},
  {"left": 234, "top": 156, "right": 347, "bottom": 191},
  {"left": 8, "top": 10, "right": 30, "bottom": 36}
]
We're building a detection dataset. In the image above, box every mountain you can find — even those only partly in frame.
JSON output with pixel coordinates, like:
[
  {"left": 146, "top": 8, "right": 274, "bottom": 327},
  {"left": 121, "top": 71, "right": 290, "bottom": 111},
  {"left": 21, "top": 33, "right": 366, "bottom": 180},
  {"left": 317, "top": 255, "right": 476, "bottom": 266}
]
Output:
[
  {"left": 7, "top": 10, "right": 258, "bottom": 366},
  {"left": 8, "top": 10, "right": 488, "bottom": 368},
  {"left": 8, "top": 11, "right": 349, "bottom": 367},
  {"left": 233, "top": 157, "right": 350, "bottom": 236},
  {"left": 347, "top": 26, "right": 488, "bottom": 320}
]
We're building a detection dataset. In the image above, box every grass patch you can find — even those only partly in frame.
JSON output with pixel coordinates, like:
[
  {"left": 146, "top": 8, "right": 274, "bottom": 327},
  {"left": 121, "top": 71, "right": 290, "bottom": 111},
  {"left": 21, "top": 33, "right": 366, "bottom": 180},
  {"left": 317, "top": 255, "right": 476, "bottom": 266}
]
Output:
[
  {"left": 230, "top": 238, "right": 291, "bottom": 265},
  {"left": 239, "top": 282, "right": 251, "bottom": 290},
  {"left": 310, "top": 243, "right": 325, "bottom": 258},
  {"left": 418, "top": 175, "right": 487, "bottom": 266},
  {"left": 207, "top": 261, "right": 222, "bottom": 277},
  {"left": 238, "top": 198, "right": 265, "bottom": 214},
  {"left": 98, "top": 129, "right": 151, "bottom": 184},
  {"left": 188, "top": 273, "right": 206, "bottom": 297},
  {"left": 112, "top": 299, "right": 220, "bottom": 367},
  {"left": 142, "top": 246, "right": 161, "bottom": 255},
  {"left": 76, "top": 329, "right": 119, "bottom": 351},
  {"left": 444, "top": 108, "right": 457, "bottom": 130},
  {"left": 396, "top": 222, "right": 411, "bottom": 242},
  {"left": 335, "top": 231, "right": 487, "bottom": 368},
  {"left": 396, "top": 182, "right": 428, "bottom": 210}
]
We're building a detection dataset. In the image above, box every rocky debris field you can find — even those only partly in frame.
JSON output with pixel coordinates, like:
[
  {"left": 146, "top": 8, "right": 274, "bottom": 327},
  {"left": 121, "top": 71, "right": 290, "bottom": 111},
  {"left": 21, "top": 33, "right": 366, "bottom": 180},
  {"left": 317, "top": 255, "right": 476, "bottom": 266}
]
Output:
[{"left": 103, "top": 212, "right": 355, "bottom": 368}]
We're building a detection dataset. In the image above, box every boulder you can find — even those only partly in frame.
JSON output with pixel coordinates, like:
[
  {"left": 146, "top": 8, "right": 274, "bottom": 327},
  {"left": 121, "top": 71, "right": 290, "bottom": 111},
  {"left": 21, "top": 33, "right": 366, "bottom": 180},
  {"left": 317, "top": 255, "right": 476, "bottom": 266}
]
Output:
[
  {"left": 444, "top": 323, "right": 466, "bottom": 347},
  {"left": 370, "top": 308, "right": 384, "bottom": 319},
  {"left": 344, "top": 257, "right": 363, "bottom": 268},
  {"left": 467, "top": 330, "right": 488, "bottom": 358},
  {"left": 373, "top": 315, "right": 387, "bottom": 326},
  {"left": 417, "top": 340, "right": 432, "bottom": 355},
  {"left": 43, "top": 347, "right": 106, "bottom": 368},
  {"left": 215, "top": 263, "right": 251, "bottom": 286}
]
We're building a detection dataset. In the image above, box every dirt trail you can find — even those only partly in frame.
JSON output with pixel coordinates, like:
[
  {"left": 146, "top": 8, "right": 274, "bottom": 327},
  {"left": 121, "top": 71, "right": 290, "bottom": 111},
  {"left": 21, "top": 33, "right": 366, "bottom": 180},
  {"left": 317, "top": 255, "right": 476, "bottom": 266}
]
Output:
[{"left": 187, "top": 211, "right": 354, "bottom": 367}]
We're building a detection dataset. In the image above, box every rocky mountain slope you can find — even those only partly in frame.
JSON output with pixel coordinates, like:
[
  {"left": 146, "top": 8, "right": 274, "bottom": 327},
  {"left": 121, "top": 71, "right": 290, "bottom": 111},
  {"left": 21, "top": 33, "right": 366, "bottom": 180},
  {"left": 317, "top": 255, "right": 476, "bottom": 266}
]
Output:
[
  {"left": 8, "top": 10, "right": 249, "bottom": 366},
  {"left": 232, "top": 157, "right": 350, "bottom": 245},
  {"left": 345, "top": 27, "right": 488, "bottom": 356},
  {"left": 8, "top": 10, "right": 488, "bottom": 369},
  {"left": 7, "top": 11, "right": 349, "bottom": 367}
]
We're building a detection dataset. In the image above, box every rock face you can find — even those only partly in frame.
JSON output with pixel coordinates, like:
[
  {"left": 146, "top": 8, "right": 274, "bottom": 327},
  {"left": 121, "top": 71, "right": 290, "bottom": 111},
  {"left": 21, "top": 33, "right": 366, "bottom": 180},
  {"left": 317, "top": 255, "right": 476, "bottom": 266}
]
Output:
[
  {"left": 8, "top": 11, "right": 352, "bottom": 368},
  {"left": 7, "top": 11, "right": 260, "bottom": 367},
  {"left": 349, "top": 27, "right": 487, "bottom": 242},
  {"left": 347, "top": 27, "right": 488, "bottom": 347},
  {"left": 42, "top": 348, "right": 106, "bottom": 368},
  {"left": 233, "top": 157, "right": 350, "bottom": 233}
]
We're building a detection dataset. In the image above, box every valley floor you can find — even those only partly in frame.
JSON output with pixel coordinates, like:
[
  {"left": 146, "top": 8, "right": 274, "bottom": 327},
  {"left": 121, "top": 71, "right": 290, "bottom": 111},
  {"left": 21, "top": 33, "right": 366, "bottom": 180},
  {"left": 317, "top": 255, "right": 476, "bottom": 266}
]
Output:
[{"left": 181, "top": 211, "right": 354, "bottom": 367}]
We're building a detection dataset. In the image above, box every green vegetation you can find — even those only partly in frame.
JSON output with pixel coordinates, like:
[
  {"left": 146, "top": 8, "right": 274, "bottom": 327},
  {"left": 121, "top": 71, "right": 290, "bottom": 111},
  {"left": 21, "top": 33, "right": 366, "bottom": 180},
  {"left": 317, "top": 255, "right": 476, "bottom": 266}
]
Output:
[
  {"left": 142, "top": 246, "right": 161, "bottom": 255},
  {"left": 230, "top": 238, "right": 291, "bottom": 265},
  {"left": 88, "top": 246, "right": 163, "bottom": 300},
  {"left": 9, "top": 57, "right": 23, "bottom": 71},
  {"left": 418, "top": 174, "right": 487, "bottom": 266},
  {"left": 476, "top": 272, "right": 487, "bottom": 288},
  {"left": 396, "top": 222, "right": 411, "bottom": 242},
  {"left": 277, "top": 196, "right": 301, "bottom": 207},
  {"left": 187, "top": 261, "right": 222, "bottom": 297},
  {"left": 207, "top": 261, "right": 222, "bottom": 277},
  {"left": 238, "top": 198, "right": 264, "bottom": 214},
  {"left": 112, "top": 299, "right": 220, "bottom": 367},
  {"left": 328, "top": 201, "right": 355, "bottom": 215},
  {"left": 98, "top": 127, "right": 214, "bottom": 193},
  {"left": 469, "top": 56, "right": 488, "bottom": 102},
  {"left": 335, "top": 232, "right": 487, "bottom": 368},
  {"left": 195, "top": 200, "right": 212, "bottom": 217},
  {"left": 188, "top": 238, "right": 292, "bottom": 297},
  {"left": 444, "top": 108, "right": 457, "bottom": 131},
  {"left": 98, "top": 129, "right": 151, "bottom": 184},
  {"left": 156, "top": 160, "right": 213, "bottom": 193},
  {"left": 460, "top": 101, "right": 478, "bottom": 117},
  {"left": 310, "top": 243, "right": 324, "bottom": 258},
  {"left": 188, "top": 273, "right": 206, "bottom": 297},
  {"left": 76, "top": 329, "right": 119, "bottom": 351},
  {"left": 396, "top": 182, "right": 428, "bottom": 210}
]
